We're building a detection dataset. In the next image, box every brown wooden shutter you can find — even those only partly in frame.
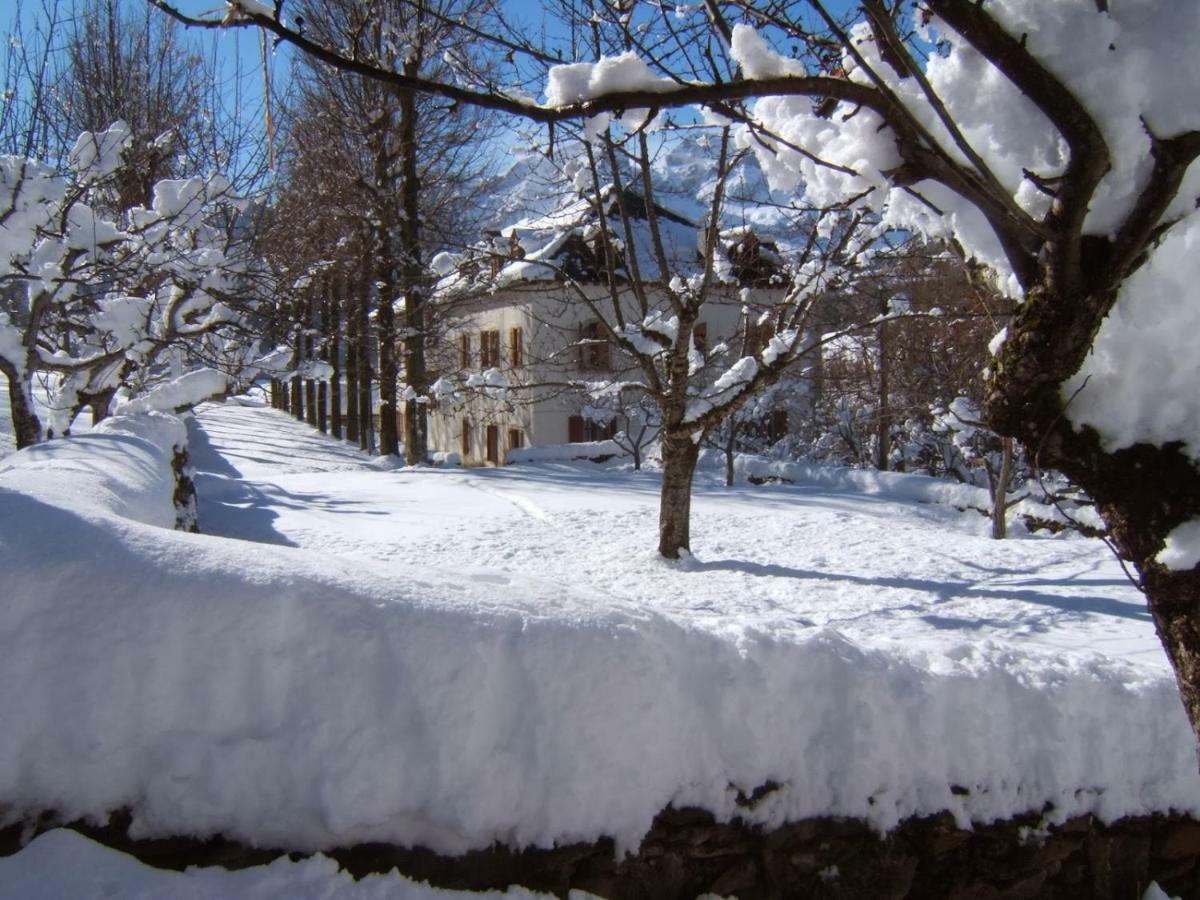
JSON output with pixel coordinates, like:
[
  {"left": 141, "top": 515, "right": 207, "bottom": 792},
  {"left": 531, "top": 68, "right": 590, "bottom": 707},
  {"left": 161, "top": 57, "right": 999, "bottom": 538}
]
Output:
[
  {"left": 461, "top": 418, "right": 470, "bottom": 458},
  {"left": 568, "top": 415, "right": 585, "bottom": 443},
  {"left": 509, "top": 327, "right": 523, "bottom": 368},
  {"left": 508, "top": 428, "right": 523, "bottom": 451},
  {"left": 693, "top": 322, "right": 708, "bottom": 354},
  {"left": 486, "top": 425, "right": 499, "bottom": 464},
  {"left": 460, "top": 334, "right": 471, "bottom": 370},
  {"left": 581, "top": 321, "right": 609, "bottom": 371},
  {"left": 481, "top": 330, "right": 500, "bottom": 368}
]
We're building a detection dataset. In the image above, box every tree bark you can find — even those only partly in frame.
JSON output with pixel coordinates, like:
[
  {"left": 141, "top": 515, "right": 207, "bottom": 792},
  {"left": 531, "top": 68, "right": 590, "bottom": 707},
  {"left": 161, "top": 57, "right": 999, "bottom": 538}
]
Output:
[
  {"left": 397, "top": 75, "right": 429, "bottom": 466},
  {"left": 990, "top": 437, "right": 1012, "bottom": 540},
  {"left": 305, "top": 379, "right": 317, "bottom": 427},
  {"left": 317, "top": 381, "right": 328, "bottom": 434},
  {"left": 876, "top": 317, "right": 891, "bottom": 471},
  {"left": 328, "top": 280, "right": 342, "bottom": 440},
  {"left": 5, "top": 370, "right": 41, "bottom": 450},
  {"left": 1085, "top": 442, "right": 1200, "bottom": 750},
  {"left": 990, "top": 285, "right": 1200, "bottom": 751},
  {"left": 659, "top": 431, "right": 701, "bottom": 559},
  {"left": 724, "top": 423, "right": 738, "bottom": 487},
  {"left": 357, "top": 279, "right": 374, "bottom": 453},
  {"left": 345, "top": 286, "right": 360, "bottom": 444},
  {"left": 376, "top": 296, "right": 399, "bottom": 456},
  {"left": 290, "top": 375, "right": 303, "bottom": 423},
  {"left": 88, "top": 388, "right": 115, "bottom": 425}
]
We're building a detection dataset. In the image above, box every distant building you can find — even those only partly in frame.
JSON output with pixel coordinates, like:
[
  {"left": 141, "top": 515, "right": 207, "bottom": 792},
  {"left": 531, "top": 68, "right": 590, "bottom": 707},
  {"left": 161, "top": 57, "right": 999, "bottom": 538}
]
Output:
[{"left": 426, "top": 185, "right": 802, "bottom": 465}]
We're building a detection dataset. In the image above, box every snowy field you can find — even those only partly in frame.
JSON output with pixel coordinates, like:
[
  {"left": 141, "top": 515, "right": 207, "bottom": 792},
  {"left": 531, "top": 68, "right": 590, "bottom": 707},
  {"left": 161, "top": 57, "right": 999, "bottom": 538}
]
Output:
[
  {"left": 191, "top": 402, "right": 1163, "bottom": 670},
  {"left": 1, "top": 397, "right": 1198, "bottom": 892}
]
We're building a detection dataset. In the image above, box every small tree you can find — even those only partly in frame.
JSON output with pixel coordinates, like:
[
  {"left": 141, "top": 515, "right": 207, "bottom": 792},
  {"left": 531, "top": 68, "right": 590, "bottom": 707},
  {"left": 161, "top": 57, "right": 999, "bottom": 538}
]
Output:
[{"left": 0, "top": 121, "right": 259, "bottom": 449}]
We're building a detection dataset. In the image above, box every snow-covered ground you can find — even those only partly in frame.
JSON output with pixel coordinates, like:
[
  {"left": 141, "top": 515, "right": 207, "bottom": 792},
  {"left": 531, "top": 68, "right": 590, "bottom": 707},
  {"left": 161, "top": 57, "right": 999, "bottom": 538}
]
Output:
[
  {"left": 192, "top": 402, "right": 1163, "bottom": 669},
  {"left": 1, "top": 398, "right": 1198, "bottom": 890}
]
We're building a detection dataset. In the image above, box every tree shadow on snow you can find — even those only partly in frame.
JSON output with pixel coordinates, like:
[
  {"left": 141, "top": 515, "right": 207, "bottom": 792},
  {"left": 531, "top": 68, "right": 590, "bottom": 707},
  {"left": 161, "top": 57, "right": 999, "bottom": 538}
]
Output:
[
  {"left": 689, "top": 558, "right": 1151, "bottom": 623},
  {"left": 192, "top": 473, "right": 298, "bottom": 547}
]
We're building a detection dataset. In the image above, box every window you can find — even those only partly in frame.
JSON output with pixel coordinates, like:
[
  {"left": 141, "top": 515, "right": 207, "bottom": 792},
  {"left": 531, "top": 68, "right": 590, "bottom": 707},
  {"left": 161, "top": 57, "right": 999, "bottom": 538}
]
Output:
[
  {"left": 568, "top": 415, "right": 617, "bottom": 443},
  {"left": 460, "top": 333, "right": 471, "bottom": 370},
  {"left": 461, "top": 418, "right": 471, "bottom": 459},
  {"left": 509, "top": 327, "right": 523, "bottom": 368},
  {"left": 481, "top": 330, "right": 500, "bottom": 368},
  {"left": 692, "top": 322, "right": 708, "bottom": 354},
  {"left": 579, "top": 321, "right": 610, "bottom": 371},
  {"left": 508, "top": 428, "right": 524, "bottom": 452}
]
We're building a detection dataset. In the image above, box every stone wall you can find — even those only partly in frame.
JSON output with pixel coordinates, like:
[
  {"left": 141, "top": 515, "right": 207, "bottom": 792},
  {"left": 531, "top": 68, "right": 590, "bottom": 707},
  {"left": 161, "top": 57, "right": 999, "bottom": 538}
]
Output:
[{"left": 3, "top": 805, "right": 1198, "bottom": 898}]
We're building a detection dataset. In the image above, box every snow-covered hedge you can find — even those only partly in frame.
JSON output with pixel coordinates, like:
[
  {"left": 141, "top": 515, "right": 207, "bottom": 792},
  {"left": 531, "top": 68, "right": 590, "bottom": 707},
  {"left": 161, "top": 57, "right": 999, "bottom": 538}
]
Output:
[{"left": 0, "top": 422, "right": 1197, "bottom": 857}]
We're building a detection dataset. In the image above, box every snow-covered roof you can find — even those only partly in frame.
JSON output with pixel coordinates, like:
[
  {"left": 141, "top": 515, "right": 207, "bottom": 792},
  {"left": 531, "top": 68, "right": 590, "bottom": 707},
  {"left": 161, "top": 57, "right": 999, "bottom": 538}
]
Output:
[{"left": 435, "top": 183, "right": 785, "bottom": 300}]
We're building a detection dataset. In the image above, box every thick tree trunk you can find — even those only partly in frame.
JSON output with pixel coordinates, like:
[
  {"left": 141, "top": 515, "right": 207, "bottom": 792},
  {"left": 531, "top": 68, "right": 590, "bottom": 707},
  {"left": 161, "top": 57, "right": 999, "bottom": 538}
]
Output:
[
  {"left": 271, "top": 379, "right": 284, "bottom": 411},
  {"left": 317, "top": 382, "right": 328, "bottom": 434},
  {"left": 1143, "top": 566, "right": 1200, "bottom": 746},
  {"left": 991, "top": 437, "right": 1013, "bottom": 540},
  {"left": 329, "top": 284, "right": 343, "bottom": 440},
  {"left": 330, "top": 371, "right": 342, "bottom": 439},
  {"left": 290, "top": 376, "right": 303, "bottom": 423},
  {"left": 398, "top": 76, "right": 429, "bottom": 467},
  {"left": 88, "top": 388, "right": 115, "bottom": 425},
  {"left": 356, "top": 262, "right": 375, "bottom": 454},
  {"left": 1074, "top": 440, "right": 1200, "bottom": 751},
  {"left": 990, "top": 285, "right": 1200, "bottom": 753},
  {"left": 305, "top": 379, "right": 317, "bottom": 428},
  {"left": 376, "top": 299, "right": 399, "bottom": 457},
  {"left": 345, "top": 286, "right": 359, "bottom": 444},
  {"left": 724, "top": 423, "right": 738, "bottom": 487},
  {"left": 876, "top": 318, "right": 890, "bottom": 471},
  {"left": 659, "top": 431, "right": 701, "bottom": 559},
  {"left": 6, "top": 371, "right": 41, "bottom": 450}
]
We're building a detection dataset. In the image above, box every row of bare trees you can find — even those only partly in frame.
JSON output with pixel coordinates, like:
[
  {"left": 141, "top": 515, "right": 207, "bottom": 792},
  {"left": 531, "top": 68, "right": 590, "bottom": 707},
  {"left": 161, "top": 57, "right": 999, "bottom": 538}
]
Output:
[{"left": 252, "top": 0, "right": 501, "bottom": 464}]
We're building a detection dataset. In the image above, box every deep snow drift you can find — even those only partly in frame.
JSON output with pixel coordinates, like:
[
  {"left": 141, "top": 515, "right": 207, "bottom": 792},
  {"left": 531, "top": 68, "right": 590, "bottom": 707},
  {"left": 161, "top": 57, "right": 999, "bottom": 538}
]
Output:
[{"left": 0, "top": 400, "right": 1197, "bottom": 864}]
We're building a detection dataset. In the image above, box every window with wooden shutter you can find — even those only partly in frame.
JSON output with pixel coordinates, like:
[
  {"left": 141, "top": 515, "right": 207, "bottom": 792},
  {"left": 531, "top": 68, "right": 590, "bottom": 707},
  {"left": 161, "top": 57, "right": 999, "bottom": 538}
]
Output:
[
  {"left": 461, "top": 418, "right": 471, "bottom": 458},
  {"left": 579, "top": 321, "right": 610, "bottom": 371},
  {"left": 508, "top": 428, "right": 523, "bottom": 452},
  {"left": 481, "top": 330, "right": 500, "bottom": 368},
  {"left": 509, "top": 327, "right": 523, "bottom": 368},
  {"left": 460, "top": 333, "right": 471, "bottom": 370},
  {"left": 568, "top": 415, "right": 585, "bottom": 444},
  {"left": 692, "top": 322, "right": 708, "bottom": 354}
]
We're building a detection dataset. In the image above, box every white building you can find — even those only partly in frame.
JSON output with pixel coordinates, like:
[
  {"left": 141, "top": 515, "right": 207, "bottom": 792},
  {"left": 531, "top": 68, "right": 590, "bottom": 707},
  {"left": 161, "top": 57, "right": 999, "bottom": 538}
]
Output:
[{"left": 427, "top": 186, "right": 800, "bottom": 465}]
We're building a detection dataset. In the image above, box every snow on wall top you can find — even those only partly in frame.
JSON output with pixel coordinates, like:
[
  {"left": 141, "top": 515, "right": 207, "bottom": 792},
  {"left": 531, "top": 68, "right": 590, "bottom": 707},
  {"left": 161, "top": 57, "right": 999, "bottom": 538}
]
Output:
[{"left": 0, "top": 408, "right": 1197, "bottom": 856}]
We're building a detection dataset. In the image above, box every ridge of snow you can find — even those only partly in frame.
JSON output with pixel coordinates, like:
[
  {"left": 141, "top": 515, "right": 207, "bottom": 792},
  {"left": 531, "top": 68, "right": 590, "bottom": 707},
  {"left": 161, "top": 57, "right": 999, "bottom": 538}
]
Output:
[{"left": 0, "top": 403, "right": 1196, "bottom": 857}]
